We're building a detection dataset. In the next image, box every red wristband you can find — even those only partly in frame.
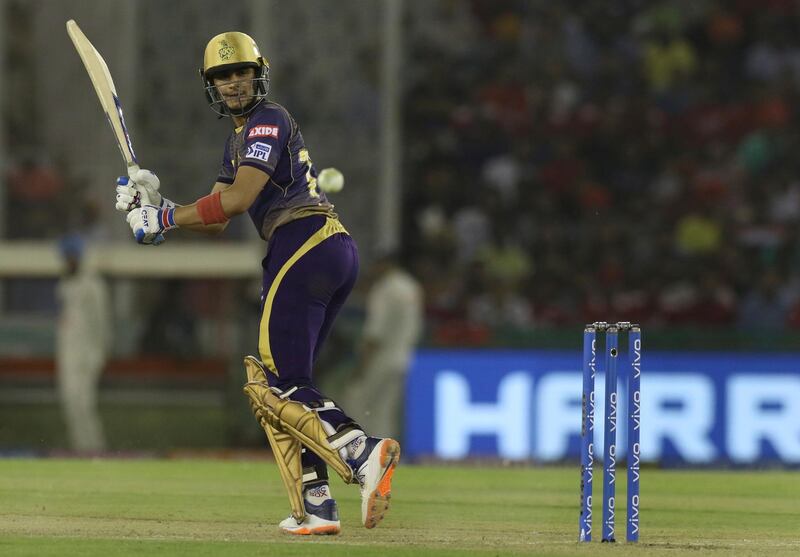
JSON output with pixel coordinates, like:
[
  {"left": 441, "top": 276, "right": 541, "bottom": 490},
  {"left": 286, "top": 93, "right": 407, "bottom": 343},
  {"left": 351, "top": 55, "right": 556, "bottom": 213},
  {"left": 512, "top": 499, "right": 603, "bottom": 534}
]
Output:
[{"left": 196, "top": 191, "right": 228, "bottom": 225}]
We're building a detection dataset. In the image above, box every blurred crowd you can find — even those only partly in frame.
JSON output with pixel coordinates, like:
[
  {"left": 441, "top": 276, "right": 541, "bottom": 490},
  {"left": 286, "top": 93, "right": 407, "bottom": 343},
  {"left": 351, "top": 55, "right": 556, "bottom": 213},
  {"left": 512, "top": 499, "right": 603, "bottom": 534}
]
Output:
[
  {"left": 6, "top": 1, "right": 800, "bottom": 350},
  {"left": 404, "top": 0, "right": 800, "bottom": 339}
]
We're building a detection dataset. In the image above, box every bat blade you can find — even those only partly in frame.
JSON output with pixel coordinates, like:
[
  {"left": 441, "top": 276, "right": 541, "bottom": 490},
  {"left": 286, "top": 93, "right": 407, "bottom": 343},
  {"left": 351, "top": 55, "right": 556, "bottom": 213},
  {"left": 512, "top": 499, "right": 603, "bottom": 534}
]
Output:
[{"left": 67, "top": 19, "right": 139, "bottom": 178}]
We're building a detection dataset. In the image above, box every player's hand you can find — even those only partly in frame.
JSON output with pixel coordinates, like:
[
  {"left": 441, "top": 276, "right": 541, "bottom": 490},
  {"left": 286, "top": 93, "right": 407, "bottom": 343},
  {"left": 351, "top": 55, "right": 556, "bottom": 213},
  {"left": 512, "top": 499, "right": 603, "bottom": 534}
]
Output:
[
  {"left": 125, "top": 206, "right": 164, "bottom": 245},
  {"left": 115, "top": 169, "right": 174, "bottom": 212},
  {"left": 126, "top": 204, "right": 177, "bottom": 245},
  {"left": 115, "top": 168, "right": 161, "bottom": 211}
]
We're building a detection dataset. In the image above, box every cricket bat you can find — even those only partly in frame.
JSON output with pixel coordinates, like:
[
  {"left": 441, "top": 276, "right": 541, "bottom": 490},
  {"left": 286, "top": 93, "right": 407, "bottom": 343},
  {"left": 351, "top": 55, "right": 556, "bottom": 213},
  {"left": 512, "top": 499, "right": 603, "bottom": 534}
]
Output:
[{"left": 67, "top": 19, "right": 140, "bottom": 178}]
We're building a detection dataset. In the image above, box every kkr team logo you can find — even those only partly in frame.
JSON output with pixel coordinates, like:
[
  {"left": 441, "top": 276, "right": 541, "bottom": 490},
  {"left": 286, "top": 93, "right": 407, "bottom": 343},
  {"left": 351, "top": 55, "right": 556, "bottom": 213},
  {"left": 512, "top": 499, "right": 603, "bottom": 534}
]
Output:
[{"left": 218, "top": 40, "right": 235, "bottom": 61}]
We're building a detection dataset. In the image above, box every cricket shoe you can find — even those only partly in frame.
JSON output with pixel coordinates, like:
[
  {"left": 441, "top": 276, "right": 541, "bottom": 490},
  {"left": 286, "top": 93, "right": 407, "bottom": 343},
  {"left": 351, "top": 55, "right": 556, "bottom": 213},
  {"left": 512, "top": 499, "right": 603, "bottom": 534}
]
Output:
[
  {"left": 350, "top": 437, "right": 401, "bottom": 529},
  {"left": 278, "top": 498, "right": 340, "bottom": 535}
]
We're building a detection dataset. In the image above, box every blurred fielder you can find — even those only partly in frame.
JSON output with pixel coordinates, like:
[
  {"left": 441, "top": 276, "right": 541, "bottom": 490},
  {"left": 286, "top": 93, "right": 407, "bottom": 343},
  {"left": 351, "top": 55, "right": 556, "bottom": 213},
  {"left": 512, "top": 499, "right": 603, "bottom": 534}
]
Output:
[
  {"left": 349, "top": 253, "right": 423, "bottom": 440},
  {"left": 56, "top": 234, "right": 111, "bottom": 453},
  {"left": 114, "top": 32, "right": 399, "bottom": 535}
]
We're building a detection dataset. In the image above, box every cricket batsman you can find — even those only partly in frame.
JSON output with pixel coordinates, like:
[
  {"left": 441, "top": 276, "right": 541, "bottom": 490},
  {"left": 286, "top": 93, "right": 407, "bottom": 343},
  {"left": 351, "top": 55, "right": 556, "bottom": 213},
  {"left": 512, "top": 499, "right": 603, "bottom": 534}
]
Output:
[{"left": 114, "top": 31, "right": 400, "bottom": 535}]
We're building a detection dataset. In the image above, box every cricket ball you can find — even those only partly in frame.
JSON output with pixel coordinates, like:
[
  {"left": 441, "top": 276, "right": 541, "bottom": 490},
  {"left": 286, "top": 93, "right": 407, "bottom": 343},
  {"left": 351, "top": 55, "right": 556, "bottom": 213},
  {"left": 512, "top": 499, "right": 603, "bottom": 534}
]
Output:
[{"left": 318, "top": 167, "right": 344, "bottom": 193}]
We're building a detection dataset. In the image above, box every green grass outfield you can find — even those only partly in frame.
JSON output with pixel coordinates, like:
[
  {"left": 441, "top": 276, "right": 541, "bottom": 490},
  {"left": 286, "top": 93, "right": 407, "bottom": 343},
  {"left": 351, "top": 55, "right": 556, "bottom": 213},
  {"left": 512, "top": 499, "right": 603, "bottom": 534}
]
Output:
[{"left": 0, "top": 459, "right": 797, "bottom": 556}]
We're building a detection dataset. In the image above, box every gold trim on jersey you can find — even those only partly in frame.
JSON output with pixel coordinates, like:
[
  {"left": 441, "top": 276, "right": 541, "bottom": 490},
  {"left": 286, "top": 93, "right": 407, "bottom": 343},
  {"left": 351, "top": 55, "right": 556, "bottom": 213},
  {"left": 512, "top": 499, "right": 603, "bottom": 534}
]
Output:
[
  {"left": 258, "top": 217, "right": 349, "bottom": 375},
  {"left": 260, "top": 204, "right": 338, "bottom": 243}
]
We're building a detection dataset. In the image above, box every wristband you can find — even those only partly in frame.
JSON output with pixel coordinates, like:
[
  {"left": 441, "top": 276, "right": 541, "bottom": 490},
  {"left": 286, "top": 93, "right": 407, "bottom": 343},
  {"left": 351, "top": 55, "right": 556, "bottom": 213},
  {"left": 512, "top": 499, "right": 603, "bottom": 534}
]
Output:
[
  {"left": 160, "top": 207, "right": 177, "bottom": 230},
  {"left": 196, "top": 191, "right": 228, "bottom": 225}
]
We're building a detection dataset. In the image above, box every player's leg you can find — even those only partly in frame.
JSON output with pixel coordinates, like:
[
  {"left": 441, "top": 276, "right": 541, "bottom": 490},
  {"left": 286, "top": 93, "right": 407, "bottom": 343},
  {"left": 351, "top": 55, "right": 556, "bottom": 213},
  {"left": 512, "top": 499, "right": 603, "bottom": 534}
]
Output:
[
  {"left": 310, "top": 232, "right": 358, "bottom": 365},
  {"left": 261, "top": 217, "right": 365, "bottom": 478},
  {"left": 246, "top": 370, "right": 401, "bottom": 531},
  {"left": 249, "top": 216, "right": 355, "bottom": 532},
  {"left": 278, "top": 449, "right": 340, "bottom": 534},
  {"left": 275, "top": 447, "right": 341, "bottom": 535},
  {"left": 242, "top": 356, "right": 308, "bottom": 528},
  {"left": 299, "top": 231, "right": 401, "bottom": 529},
  {"left": 253, "top": 372, "right": 400, "bottom": 531},
  {"left": 244, "top": 355, "right": 350, "bottom": 534},
  {"left": 251, "top": 216, "right": 399, "bottom": 529}
]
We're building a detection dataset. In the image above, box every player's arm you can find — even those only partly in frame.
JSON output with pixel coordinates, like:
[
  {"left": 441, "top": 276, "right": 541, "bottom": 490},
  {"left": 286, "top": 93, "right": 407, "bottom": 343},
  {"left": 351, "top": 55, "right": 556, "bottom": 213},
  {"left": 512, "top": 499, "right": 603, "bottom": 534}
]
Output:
[
  {"left": 173, "top": 165, "right": 268, "bottom": 226},
  {"left": 116, "top": 172, "right": 232, "bottom": 236},
  {"left": 125, "top": 165, "right": 268, "bottom": 243},
  {"left": 178, "top": 181, "right": 233, "bottom": 234}
]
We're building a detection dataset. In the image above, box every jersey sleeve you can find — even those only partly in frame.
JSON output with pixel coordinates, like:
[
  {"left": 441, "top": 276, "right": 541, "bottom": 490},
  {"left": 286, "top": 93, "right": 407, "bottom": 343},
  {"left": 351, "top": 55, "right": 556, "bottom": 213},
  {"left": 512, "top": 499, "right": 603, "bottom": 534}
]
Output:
[
  {"left": 217, "top": 137, "right": 235, "bottom": 184},
  {"left": 239, "top": 106, "right": 291, "bottom": 175}
]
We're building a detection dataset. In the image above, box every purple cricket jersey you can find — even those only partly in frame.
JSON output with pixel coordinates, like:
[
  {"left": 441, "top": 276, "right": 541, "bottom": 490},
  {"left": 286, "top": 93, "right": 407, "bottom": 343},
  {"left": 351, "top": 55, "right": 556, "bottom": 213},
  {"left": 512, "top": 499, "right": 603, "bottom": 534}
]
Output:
[{"left": 216, "top": 100, "right": 335, "bottom": 241}]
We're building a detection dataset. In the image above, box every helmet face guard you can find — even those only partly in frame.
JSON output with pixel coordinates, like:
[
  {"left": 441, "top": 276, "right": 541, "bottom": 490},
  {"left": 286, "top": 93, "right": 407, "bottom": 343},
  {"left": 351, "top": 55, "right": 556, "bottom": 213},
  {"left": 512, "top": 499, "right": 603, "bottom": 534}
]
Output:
[
  {"left": 202, "top": 65, "right": 270, "bottom": 117},
  {"left": 200, "top": 32, "right": 270, "bottom": 118}
]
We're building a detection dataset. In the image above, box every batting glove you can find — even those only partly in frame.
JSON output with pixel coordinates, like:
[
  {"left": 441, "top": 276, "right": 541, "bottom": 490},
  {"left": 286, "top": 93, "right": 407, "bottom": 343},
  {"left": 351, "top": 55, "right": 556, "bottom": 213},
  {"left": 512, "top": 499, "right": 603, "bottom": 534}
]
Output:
[
  {"left": 126, "top": 204, "right": 177, "bottom": 245},
  {"left": 115, "top": 169, "right": 175, "bottom": 212}
]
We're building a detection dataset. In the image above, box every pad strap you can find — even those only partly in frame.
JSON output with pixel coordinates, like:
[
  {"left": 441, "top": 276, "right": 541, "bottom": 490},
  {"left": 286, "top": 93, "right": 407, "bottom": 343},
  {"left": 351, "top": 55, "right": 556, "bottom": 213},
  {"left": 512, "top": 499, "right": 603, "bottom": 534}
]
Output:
[{"left": 302, "top": 453, "right": 330, "bottom": 488}]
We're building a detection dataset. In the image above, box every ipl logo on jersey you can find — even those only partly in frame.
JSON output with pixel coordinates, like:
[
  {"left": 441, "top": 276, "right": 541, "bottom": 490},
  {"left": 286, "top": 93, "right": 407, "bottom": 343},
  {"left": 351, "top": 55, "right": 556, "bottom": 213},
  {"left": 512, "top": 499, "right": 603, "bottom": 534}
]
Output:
[
  {"left": 218, "top": 40, "right": 235, "bottom": 61},
  {"left": 246, "top": 141, "right": 272, "bottom": 163}
]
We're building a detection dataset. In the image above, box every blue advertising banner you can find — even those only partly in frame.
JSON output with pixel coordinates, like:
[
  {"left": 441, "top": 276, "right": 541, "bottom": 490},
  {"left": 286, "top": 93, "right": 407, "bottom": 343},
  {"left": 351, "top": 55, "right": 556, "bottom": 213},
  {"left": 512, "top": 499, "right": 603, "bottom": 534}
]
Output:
[{"left": 405, "top": 349, "right": 800, "bottom": 466}]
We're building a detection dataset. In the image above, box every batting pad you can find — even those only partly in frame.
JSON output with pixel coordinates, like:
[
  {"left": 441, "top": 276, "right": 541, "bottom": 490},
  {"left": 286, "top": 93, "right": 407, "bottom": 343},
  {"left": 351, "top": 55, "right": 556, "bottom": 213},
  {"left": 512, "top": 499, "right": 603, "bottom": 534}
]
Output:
[{"left": 242, "top": 356, "right": 355, "bottom": 485}]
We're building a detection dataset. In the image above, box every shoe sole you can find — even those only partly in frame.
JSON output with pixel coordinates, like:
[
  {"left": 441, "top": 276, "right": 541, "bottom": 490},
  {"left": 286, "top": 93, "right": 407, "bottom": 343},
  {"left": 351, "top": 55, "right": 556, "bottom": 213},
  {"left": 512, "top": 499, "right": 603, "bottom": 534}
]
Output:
[
  {"left": 281, "top": 525, "right": 340, "bottom": 536},
  {"left": 364, "top": 439, "right": 401, "bottom": 529}
]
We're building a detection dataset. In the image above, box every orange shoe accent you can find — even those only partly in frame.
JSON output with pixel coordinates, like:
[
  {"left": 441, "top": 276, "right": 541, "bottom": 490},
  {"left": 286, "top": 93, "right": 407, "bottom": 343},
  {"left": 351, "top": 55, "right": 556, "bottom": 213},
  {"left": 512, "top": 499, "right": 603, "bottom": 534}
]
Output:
[
  {"left": 364, "top": 439, "right": 401, "bottom": 529},
  {"left": 282, "top": 524, "right": 340, "bottom": 536},
  {"left": 377, "top": 443, "right": 400, "bottom": 495}
]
